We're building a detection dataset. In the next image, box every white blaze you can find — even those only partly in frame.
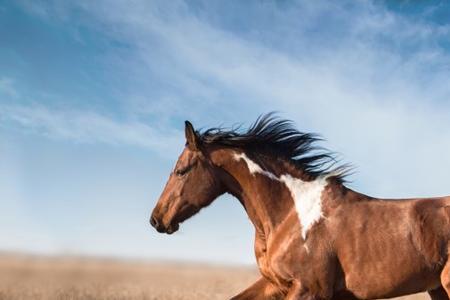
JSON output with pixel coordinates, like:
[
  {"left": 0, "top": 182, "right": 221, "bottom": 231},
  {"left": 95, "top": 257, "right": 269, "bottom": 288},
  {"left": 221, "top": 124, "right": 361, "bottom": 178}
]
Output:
[{"left": 233, "top": 152, "right": 329, "bottom": 239}]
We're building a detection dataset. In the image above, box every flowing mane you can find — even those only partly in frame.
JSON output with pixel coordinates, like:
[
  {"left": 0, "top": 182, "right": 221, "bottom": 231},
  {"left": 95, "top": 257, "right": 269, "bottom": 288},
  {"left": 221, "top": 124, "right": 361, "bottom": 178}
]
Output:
[{"left": 198, "top": 113, "right": 350, "bottom": 182}]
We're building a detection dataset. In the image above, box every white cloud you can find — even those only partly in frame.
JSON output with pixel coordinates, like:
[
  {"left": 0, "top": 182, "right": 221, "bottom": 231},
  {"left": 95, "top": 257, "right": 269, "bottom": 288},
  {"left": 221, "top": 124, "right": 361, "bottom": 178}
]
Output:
[
  {"left": 0, "top": 103, "right": 183, "bottom": 157},
  {"left": 7, "top": 1, "right": 450, "bottom": 194},
  {"left": 7, "top": 1, "right": 450, "bottom": 192},
  {"left": 67, "top": 0, "right": 450, "bottom": 197}
]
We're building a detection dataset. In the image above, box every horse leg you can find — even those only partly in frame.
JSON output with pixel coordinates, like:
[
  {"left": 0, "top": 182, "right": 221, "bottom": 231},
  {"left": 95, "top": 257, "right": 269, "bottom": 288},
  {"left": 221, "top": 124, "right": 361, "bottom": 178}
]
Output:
[
  {"left": 331, "top": 290, "right": 361, "bottom": 300},
  {"left": 284, "top": 280, "right": 326, "bottom": 300},
  {"left": 285, "top": 281, "right": 354, "bottom": 300},
  {"left": 230, "top": 276, "right": 283, "bottom": 300},
  {"left": 440, "top": 260, "right": 450, "bottom": 298},
  {"left": 284, "top": 280, "right": 305, "bottom": 300},
  {"left": 286, "top": 289, "right": 358, "bottom": 300},
  {"left": 429, "top": 286, "right": 448, "bottom": 300}
]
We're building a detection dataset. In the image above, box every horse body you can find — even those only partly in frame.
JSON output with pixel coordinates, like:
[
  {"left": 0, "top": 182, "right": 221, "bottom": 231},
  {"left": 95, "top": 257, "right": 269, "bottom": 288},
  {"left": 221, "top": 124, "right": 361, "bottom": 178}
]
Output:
[
  {"left": 333, "top": 196, "right": 450, "bottom": 299},
  {"left": 150, "top": 115, "right": 450, "bottom": 300},
  {"left": 239, "top": 182, "right": 450, "bottom": 298},
  {"left": 222, "top": 147, "right": 450, "bottom": 299}
]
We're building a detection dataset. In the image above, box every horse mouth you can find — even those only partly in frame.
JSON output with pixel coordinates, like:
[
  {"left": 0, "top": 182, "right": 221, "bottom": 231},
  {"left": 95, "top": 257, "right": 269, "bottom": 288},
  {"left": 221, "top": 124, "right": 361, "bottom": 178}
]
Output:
[
  {"left": 151, "top": 203, "right": 198, "bottom": 234},
  {"left": 153, "top": 222, "right": 179, "bottom": 234},
  {"left": 165, "top": 223, "right": 179, "bottom": 234}
]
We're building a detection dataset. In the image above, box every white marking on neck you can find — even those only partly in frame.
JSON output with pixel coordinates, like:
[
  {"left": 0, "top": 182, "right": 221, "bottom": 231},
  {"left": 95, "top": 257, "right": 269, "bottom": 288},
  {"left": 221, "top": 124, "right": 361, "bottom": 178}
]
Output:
[
  {"left": 233, "top": 153, "right": 278, "bottom": 180},
  {"left": 280, "top": 174, "right": 328, "bottom": 239},
  {"left": 233, "top": 152, "right": 330, "bottom": 240}
]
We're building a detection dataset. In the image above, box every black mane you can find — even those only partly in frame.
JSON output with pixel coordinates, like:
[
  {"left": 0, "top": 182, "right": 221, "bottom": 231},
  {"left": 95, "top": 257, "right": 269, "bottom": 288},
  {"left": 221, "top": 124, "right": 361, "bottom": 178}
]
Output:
[{"left": 198, "top": 113, "right": 349, "bottom": 182}]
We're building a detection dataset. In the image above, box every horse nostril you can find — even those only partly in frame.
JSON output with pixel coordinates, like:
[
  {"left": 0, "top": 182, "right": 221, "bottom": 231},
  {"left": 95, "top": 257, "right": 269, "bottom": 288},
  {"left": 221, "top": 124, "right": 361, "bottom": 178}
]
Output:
[{"left": 150, "top": 216, "right": 158, "bottom": 228}]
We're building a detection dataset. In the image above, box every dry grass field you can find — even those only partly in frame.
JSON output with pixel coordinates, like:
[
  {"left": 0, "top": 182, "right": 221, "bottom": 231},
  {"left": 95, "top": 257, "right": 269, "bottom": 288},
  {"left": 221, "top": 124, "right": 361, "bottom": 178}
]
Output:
[
  {"left": 0, "top": 253, "right": 257, "bottom": 300},
  {"left": 0, "top": 253, "right": 430, "bottom": 300}
]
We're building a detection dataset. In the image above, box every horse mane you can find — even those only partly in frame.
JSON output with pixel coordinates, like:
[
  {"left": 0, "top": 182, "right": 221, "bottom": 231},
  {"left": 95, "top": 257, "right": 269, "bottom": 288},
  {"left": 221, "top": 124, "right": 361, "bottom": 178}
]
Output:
[{"left": 198, "top": 113, "right": 350, "bottom": 182}]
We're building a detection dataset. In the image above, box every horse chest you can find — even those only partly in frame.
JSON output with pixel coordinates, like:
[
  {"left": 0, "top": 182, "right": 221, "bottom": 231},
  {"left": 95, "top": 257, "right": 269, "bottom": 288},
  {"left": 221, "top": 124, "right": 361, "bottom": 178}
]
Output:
[
  {"left": 254, "top": 234, "right": 279, "bottom": 284},
  {"left": 254, "top": 233, "right": 290, "bottom": 289},
  {"left": 256, "top": 219, "right": 335, "bottom": 295},
  {"left": 256, "top": 230, "right": 307, "bottom": 288}
]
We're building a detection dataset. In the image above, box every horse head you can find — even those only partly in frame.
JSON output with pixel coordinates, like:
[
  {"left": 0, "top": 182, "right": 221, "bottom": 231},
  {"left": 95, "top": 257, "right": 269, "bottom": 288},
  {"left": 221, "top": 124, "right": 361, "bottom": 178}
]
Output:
[{"left": 150, "top": 121, "right": 226, "bottom": 234}]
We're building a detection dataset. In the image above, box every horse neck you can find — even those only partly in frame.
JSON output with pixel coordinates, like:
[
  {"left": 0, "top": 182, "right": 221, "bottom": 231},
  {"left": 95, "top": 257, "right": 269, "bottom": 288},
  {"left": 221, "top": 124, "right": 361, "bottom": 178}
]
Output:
[{"left": 210, "top": 148, "right": 296, "bottom": 235}]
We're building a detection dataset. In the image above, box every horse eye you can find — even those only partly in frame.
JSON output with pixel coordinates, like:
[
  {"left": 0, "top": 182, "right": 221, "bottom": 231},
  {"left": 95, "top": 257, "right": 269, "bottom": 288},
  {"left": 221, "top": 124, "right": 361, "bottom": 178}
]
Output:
[{"left": 175, "top": 166, "right": 191, "bottom": 176}]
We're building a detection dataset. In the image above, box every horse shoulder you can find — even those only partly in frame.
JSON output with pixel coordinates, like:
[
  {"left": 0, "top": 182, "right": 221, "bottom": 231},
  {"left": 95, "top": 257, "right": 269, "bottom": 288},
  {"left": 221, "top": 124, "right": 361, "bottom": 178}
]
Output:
[
  {"left": 409, "top": 198, "right": 450, "bottom": 265},
  {"left": 265, "top": 209, "right": 337, "bottom": 297}
]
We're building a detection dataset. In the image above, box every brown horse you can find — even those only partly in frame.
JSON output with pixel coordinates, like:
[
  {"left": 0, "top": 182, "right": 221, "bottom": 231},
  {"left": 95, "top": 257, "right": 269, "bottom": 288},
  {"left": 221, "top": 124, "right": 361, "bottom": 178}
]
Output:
[{"left": 150, "top": 114, "right": 450, "bottom": 300}]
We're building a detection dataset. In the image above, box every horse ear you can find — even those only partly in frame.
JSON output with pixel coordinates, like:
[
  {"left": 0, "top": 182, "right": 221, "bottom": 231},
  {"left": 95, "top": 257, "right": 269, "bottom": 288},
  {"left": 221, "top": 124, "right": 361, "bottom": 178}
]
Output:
[{"left": 185, "top": 120, "right": 200, "bottom": 150}]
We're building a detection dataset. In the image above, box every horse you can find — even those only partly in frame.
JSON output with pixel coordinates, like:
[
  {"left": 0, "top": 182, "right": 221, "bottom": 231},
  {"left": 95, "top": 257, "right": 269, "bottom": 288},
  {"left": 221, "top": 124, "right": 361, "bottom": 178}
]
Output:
[{"left": 150, "top": 114, "right": 450, "bottom": 300}]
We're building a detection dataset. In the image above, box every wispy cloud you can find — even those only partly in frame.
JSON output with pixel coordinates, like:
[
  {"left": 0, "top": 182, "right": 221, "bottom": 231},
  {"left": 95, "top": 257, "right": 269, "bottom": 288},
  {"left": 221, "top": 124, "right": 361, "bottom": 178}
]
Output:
[
  {"left": 7, "top": 1, "right": 450, "bottom": 196},
  {"left": 55, "top": 0, "right": 450, "bottom": 196},
  {"left": 0, "top": 103, "right": 183, "bottom": 156}
]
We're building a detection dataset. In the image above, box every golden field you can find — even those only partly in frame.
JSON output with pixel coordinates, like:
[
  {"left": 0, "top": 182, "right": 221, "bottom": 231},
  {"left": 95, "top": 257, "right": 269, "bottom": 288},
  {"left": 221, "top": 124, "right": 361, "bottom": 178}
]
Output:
[{"left": 0, "top": 253, "right": 429, "bottom": 300}]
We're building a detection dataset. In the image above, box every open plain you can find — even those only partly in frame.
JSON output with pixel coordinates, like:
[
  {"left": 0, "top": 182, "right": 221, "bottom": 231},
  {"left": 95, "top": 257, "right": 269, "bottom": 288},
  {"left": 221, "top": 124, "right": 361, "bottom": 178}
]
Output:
[{"left": 0, "top": 254, "right": 429, "bottom": 300}]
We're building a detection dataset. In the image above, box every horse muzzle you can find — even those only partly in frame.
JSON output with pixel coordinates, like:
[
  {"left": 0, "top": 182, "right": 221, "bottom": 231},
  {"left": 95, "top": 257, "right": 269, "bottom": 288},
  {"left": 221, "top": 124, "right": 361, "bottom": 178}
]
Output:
[{"left": 150, "top": 215, "right": 179, "bottom": 234}]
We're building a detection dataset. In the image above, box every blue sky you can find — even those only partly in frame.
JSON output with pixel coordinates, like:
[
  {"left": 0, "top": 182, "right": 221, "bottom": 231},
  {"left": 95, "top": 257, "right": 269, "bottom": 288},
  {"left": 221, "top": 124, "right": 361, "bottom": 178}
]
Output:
[{"left": 1, "top": 0, "right": 450, "bottom": 264}]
